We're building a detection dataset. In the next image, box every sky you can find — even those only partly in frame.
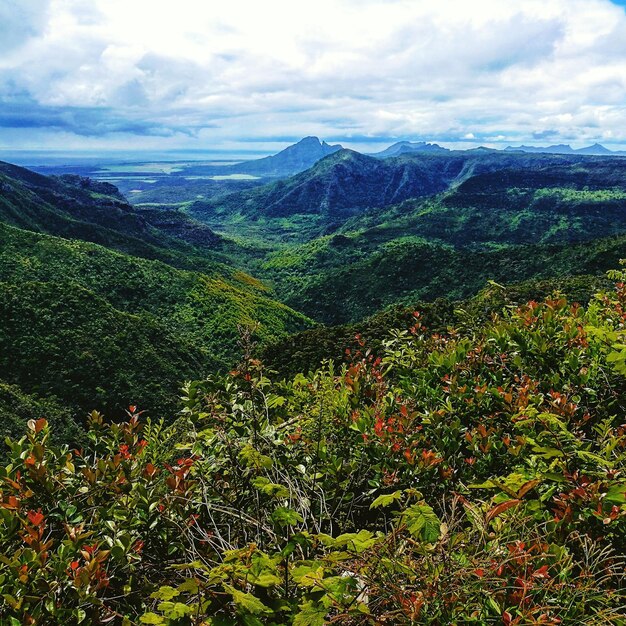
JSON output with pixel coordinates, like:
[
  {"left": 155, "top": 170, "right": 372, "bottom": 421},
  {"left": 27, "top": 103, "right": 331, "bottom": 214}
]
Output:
[{"left": 2, "top": 0, "right": 626, "bottom": 155}]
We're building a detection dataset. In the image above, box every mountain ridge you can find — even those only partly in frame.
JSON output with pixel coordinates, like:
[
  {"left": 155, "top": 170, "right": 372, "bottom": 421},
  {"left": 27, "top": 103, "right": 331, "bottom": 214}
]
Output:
[
  {"left": 505, "top": 142, "right": 626, "bottom": 156},
  {"left": 370, "top": 141, "right": 449, "bottom": 158}
]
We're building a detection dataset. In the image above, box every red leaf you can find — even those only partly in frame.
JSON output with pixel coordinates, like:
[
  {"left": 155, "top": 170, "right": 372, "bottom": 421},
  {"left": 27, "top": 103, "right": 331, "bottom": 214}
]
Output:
[
  {"left": 532, "top": 565, "right": 550, "bottom": 579},
  {"left": 27, "top": 510, "right": 44, "bottom": 527}
]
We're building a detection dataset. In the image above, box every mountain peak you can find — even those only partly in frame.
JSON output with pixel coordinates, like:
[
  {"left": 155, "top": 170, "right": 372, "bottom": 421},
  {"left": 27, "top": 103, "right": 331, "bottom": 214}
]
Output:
[
  {"left": 285, "top": 136, "right": 342, "bottom": 154},
  {"left": 297, "top": 136, "right": 324, "bottom": 146},
  {"left": 576, "top": 143, "right": 612, "bottom": 155},
  {"left": 216, "top": 137, "right": 343, "bottom": 178}
]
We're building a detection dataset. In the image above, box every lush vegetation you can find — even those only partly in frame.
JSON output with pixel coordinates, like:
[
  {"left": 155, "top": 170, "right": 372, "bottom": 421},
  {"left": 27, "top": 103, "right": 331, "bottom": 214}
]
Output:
[
  {"left": 2, "top": 269, "right": 626, "bottom": 624},
  {"left": 169, "top": 151, "right": 626, "bottom": 323},
  {"left": 3, "top": 146, "right": 626, "bottom": 623},
  {"left": 260, "top": 233, "right": 625, "bottom": 324},
  {"left": 0, "top": 222, "right": 311, "bottom": 427},
  {"left": 0, "top": 381, "right": 82, "bottom": 447},
  {"left": 260, "top": 274, "right": 611, "bottom": 378}
]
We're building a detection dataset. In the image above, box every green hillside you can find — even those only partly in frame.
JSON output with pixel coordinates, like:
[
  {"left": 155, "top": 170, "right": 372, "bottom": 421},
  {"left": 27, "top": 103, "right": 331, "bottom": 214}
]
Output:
[
  {"left": 0, "top": 160, "right": 242, "bottom": 273},
  {"left": 260, "top": 274, "right": 612, "bottom": 377},
  {"left": 260, "top": 232, "right": 625, "bottom": 323},
  {"left": 0, "top": 379, "right": 83, "bottom": 445},
  {"left": 248, "top": 156, "right": 626, "bottom": 322},
  {"left": 0, "top": 222, "right": 311, "bottom": 427}
]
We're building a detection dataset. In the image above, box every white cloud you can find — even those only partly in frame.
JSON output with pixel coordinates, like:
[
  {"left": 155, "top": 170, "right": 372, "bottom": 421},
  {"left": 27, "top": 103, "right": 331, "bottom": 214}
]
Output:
[{"left": 2, "top": 0, "right": 626, "bottom": 151}]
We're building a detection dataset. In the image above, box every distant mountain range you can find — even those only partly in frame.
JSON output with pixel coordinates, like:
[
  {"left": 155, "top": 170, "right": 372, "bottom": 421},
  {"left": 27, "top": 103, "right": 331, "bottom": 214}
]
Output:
[
  {"left": 211, "top": 137, "right": 626, "bottom": 180},
  {"left": 504, "top": 143, "right": 626, "bottom": 156},
  {"left": 188, "top": 148, "right": 609, "bottom": 234},
  {"left": 371, "top": 140, "right": 626, "bottom": 158}
]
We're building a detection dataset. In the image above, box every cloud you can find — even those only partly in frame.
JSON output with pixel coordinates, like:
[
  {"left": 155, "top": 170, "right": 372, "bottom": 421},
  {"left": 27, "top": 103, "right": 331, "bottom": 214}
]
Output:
[
  {"left": 0, "top": 98, "right": 217, "bottom": 136},
  {"left": 0, "top": 0, "right": 51, "bottom": 54},
  {"left": 2, "top": 0, "right": 626, "bottom": 151}
]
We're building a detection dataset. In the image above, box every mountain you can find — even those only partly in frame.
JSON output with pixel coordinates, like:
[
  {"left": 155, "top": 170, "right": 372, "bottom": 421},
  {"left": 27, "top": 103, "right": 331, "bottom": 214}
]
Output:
[
  {"left": 189, "top": 149, "right": 470, "bottom": 235},
  {"left": 575, "top": 142, "right": 615, "bottom": 155},
  {"left": 188, "top": 149, "right": 616, "bottom": 242},
  {"left": 371, "top": 141, "right": 449, "bottom": 158},
  {"left": 215, "top": 136, "right": 343, "bottom": 178},
  {"left": 0, "top": 162, "right": 313, "bottom": 424},
  {"left": 506, "top": 143, "right": 626, "bottom": 156},
  {"left": 0, "top": 221, "right": 312, "bottom": 420},
  {"left": 257, "top": 156, "right": 626, "bottom": 323}
]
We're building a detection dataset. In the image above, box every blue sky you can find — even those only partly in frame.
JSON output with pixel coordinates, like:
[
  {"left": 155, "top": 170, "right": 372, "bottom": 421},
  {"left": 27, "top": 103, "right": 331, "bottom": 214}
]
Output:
[{"left": 2, "top": 0, "right": 626, "bottom": 155}]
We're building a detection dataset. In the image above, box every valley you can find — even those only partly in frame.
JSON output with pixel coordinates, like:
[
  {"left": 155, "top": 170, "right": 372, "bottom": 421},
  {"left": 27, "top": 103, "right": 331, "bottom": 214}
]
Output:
[{"left": 2, "top": 136, "right": 626, "bottom": 432}]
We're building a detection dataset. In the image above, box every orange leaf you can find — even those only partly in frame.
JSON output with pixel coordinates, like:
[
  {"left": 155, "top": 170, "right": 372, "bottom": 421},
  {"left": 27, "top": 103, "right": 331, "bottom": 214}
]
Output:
[
  {"left": 532, "top": 565, "right": 550, "bottom": 579},
  {"left": 1, "top": 495, "right": 19, "bottom": 509},
  {"left": 486, "top": 499, "right": 521, "bottom": 523},
  {"left": 517, "top": 479, "right": 540, "bottom": 499},
  {"left": 34, "top": 418, "right": 47, "bottom": 434}
]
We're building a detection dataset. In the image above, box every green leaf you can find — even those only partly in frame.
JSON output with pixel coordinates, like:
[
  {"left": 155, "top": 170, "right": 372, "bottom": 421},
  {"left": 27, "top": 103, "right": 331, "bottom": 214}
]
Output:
[
  {"left": 177, "top": 578, "right": 200, "bottom": 594},
  {"left": 576, "top": 450, "right": 614, "bottom": 468},
  {"left": 224, "top": 584, "right": 273, "bottom": 615},
  {"left": 250, "top": 571, "right": 282, "bottom": 587},
  {"left": 333, "top": 530, "right": 377, "bottom": 553},
  {"left": 252, "top": 476, "right": 290, "bottom": 498},
  {"left": 239, "top": 445, "right": 273, "bottom": 470},
  {"left": 606, "top": 482, "right": 626, "bottom": 504},
  {"left": 140, "top": 614, "right": 165, "bottom": 625},
  {"left": 157, "top": 602, "right": 193, "bottom": 619},
  {"left": 291, "top": 563, "right": 326, "bottom": 587},
  {"left": 400, "top": 503, "right": 441, "bottom": 543},
  {"left": 271, "top": 506, "right": 303, "bottom": 527},
  {"left": 370, "top": 490, "right": 403, "bottom": 509},
  {"left": 266, "top": 394, "right": 286, "bottom": 408},
  {"left": 531, "top": 446, "right": 564, "bottom": 459},
  {"left": 293, "top": 600, "right": 328, "bottom": 626},
  {"left": 150, "top": 585, "right": 179, "bottom": 601}
]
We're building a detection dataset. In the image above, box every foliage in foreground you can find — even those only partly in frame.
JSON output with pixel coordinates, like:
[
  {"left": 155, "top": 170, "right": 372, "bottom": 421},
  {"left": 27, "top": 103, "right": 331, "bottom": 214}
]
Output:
[{"left": 2, "top": 273, "right": 626, "bottom": 624}]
